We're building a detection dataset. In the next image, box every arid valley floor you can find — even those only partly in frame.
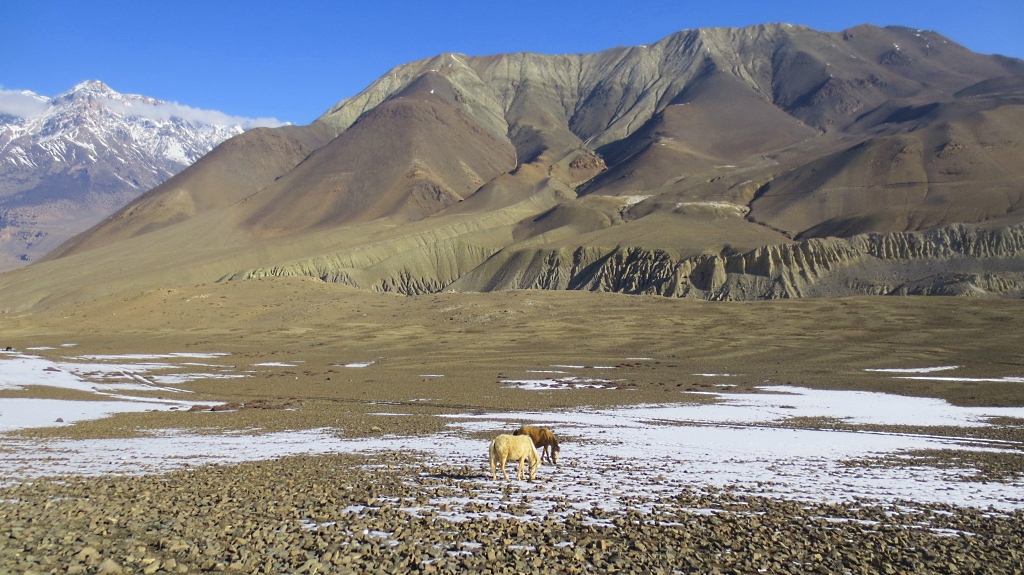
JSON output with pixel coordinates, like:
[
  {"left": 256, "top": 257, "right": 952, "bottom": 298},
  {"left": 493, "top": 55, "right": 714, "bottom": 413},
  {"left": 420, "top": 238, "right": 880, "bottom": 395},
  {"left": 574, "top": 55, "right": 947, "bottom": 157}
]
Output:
[{"left": 1, "top": 281, "right": 1023, "bottom": 574}]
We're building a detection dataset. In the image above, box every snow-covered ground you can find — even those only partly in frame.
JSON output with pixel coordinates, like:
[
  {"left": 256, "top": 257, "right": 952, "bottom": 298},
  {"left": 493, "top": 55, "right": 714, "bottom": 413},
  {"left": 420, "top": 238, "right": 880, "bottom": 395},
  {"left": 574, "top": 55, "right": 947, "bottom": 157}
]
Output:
[
  {"left": 865, "top": 364, "right": 1024, "bottom": 382},
  {"left": 436, "top": 389, "right": 1024, "bottom": 512},
  {"left": 0, "top": 350, "right": 232, "bottom": 431},
  {"left": 2, "top": 352, "right": 1024, "bottom": 513}
]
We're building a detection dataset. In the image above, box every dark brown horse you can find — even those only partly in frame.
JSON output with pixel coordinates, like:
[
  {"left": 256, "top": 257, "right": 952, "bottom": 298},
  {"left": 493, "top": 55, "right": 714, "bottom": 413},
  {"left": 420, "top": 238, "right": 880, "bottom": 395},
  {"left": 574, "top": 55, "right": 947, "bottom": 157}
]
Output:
[{"left": 513, "top": 426, "right": 560, "bottom": 465}]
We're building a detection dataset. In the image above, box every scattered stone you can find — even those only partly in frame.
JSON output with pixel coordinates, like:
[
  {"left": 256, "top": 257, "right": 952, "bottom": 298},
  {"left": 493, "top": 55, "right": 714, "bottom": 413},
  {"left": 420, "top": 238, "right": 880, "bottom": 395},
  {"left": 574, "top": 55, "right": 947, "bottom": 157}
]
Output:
[
  {"left": 96, "top": 558, "right": 123, "bottom": 575},
  {"left": 74, "top": 546, "right": 101, "bottom": 565}
]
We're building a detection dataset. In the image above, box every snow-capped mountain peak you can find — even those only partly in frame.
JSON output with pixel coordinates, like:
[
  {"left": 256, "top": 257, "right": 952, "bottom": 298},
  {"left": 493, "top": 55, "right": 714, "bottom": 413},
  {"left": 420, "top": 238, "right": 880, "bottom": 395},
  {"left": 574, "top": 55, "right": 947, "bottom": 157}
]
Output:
[
  {"left": 0, "top": 80, "right": 279, "bottom": 271},
  {"left": 1, "top": 80, "right": 248, "bottom": 171}
]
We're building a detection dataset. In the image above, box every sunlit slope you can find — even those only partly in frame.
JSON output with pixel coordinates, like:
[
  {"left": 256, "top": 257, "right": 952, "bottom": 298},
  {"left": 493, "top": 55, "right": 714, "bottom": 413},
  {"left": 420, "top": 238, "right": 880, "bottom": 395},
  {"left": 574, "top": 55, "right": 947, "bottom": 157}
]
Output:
[{"left": 41, "top": 125, "right": 331, "bottom": 261}]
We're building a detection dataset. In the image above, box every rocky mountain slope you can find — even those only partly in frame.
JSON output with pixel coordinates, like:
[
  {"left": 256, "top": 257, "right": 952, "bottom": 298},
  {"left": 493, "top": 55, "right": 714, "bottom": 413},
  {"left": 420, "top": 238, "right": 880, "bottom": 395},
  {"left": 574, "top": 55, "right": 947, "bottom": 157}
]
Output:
[
  {"left": 4, "top": 24, "right": 1024, "bottom": 308},
  {"left": 0, "top": 81, "right": 251, "bottom": 270}
]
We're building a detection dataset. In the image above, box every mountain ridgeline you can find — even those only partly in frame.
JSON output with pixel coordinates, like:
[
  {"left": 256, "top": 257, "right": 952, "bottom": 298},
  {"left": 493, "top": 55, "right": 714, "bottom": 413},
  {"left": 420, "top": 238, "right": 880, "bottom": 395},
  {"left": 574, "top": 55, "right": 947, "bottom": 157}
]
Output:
[{"left": 7, "top": 23, "right": 1024, "bottom": 308}]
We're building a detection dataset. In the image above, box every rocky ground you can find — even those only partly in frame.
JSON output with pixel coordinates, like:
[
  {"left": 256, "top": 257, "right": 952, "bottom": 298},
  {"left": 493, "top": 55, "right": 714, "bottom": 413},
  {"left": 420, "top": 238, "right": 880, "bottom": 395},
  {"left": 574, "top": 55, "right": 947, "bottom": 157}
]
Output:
[{"left": 2, "top": 453, "right": 1024, "bottom": 575}]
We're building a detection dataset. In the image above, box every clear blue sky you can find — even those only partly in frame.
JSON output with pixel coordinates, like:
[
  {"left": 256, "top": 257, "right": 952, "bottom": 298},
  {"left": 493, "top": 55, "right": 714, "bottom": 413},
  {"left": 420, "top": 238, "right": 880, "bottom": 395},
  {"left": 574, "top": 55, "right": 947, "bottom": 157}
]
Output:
[{"left": 3, "top": 0, "right": 1022, "bottom": 125}]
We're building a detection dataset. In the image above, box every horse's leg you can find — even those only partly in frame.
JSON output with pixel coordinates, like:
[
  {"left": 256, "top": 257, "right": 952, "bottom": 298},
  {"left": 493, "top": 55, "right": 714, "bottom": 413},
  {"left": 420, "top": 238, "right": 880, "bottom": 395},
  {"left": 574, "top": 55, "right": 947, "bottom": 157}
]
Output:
[
  {"left": 517, "top": 456, "right": 525, "bottom": 480},
  {"left": 490, "top": 450, "right": 497, "bottom": 481},
  {"left": 501, "top": 456, "right": 510, "bottom": 482}
]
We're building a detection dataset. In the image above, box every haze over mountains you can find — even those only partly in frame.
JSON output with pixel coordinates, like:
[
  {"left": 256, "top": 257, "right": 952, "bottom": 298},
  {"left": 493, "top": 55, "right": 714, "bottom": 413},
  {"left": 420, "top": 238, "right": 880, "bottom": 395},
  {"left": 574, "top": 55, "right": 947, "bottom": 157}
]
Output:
[
  {"left": 4, "top": 23, "right": 1024, "bottom": 308},
  {"left": 0, "top": 81, "right": 262, "bottom": 271}
]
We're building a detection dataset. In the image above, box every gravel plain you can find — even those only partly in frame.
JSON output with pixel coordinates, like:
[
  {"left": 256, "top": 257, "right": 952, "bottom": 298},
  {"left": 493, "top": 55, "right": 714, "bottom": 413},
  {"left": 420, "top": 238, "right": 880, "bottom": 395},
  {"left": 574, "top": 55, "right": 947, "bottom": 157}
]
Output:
[
  {"left": 2, "top": 286, "right": 1024, "bottom": 574},
  {"left": 4, "top": 453, "right": 1024, "bottom": 575}
]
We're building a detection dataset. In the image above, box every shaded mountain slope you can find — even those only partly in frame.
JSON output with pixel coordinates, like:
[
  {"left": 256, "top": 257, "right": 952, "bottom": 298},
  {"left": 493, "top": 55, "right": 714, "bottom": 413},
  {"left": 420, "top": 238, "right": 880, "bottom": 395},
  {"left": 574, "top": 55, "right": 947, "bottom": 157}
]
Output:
[
  {"left": 580, "top": 68, "right": 822, "bottom": 197},
  {"left": 750, "top": 88, "right": 1024, "bottom": 238},
  {"left": 236, "top": 78, "right": 516, "bottom": 236}
]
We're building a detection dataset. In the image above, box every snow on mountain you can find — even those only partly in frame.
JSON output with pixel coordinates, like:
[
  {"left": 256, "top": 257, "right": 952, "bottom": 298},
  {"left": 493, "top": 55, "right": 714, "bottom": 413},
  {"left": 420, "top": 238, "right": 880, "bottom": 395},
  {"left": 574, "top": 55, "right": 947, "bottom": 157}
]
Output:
[
  {"left": 0, "top": 80, "right": 277, "bottom": 271},
  {"left": 0, "top": 80, "right": 247, "bottom": 187}
]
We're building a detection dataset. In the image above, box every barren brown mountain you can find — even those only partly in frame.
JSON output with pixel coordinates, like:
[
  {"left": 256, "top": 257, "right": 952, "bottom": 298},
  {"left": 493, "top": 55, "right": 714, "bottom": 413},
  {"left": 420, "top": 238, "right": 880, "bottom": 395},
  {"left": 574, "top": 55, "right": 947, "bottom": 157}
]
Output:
[{"left": 5, "top": 23, "right": 1024, "bottom": 309}]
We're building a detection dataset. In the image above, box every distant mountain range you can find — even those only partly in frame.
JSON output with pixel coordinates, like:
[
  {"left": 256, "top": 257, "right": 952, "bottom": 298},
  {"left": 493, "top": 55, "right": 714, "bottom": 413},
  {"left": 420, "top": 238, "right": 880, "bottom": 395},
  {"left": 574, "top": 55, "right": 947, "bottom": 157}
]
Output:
[
  {"left": 0, "top": 81, "right": 261, "bottom": 270},
  {"left": 4, "top": 24, "right": 1024, "bottom": 307}
]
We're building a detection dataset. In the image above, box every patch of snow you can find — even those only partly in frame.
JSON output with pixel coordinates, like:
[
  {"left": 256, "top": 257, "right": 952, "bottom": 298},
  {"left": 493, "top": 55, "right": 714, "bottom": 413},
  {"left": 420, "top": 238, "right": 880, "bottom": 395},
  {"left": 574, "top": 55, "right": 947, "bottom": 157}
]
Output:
[
  {"left": 149, "top": 373, "right": 248, "bottom": 385},
  {"left": 0, "top": 398, "right": 210, "bottom": 432},
  {"left": 865, "top": 366, "right": 959, "bottom": 373},
  {"left": 502, "top": 377, "right": 616, "bottom": 390},
  {"left": 0, "top": 428, "right": 339, "bottom": 478},
  {"left": 897, "top": 376, "right": 1024, "bottom": 383},
  {"left": 77, "top": 353, "right": 229, "bottom": 360},
  {"left": 0, "top": 353, "right": 241, "bottom": 429}
]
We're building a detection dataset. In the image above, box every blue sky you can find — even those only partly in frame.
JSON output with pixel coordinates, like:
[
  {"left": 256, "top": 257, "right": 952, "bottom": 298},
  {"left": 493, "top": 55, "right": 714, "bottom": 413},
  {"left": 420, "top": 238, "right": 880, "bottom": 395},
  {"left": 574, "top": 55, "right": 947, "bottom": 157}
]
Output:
[{"left": 3, "top": 0, "right": 1022, "bottom": 125}]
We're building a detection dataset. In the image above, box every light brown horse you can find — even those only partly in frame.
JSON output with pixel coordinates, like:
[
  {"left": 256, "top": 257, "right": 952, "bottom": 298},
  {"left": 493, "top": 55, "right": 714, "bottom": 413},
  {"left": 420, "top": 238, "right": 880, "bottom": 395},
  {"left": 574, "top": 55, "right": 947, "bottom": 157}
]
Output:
[{"left": 489, "top": 434, "right": 541, "bottom": 481}]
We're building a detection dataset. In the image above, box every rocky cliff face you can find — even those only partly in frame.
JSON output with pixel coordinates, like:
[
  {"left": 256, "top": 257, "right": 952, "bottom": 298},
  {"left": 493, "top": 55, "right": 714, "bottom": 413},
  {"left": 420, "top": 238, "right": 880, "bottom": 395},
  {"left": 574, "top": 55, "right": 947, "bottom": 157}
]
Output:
[
  {"left": 456, "top": 224, "right": 1024, "bottom": 299},
  {"left": 226, "top": 224, "right": 1024, "bottom": 300}
]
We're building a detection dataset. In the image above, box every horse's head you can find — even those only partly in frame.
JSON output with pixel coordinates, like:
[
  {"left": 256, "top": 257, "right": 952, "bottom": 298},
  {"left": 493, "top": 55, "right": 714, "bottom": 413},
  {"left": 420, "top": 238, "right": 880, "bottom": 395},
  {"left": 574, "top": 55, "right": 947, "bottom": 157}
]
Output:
[{"left": 528, "top": 449, "right": 541, "bottom": 480}]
